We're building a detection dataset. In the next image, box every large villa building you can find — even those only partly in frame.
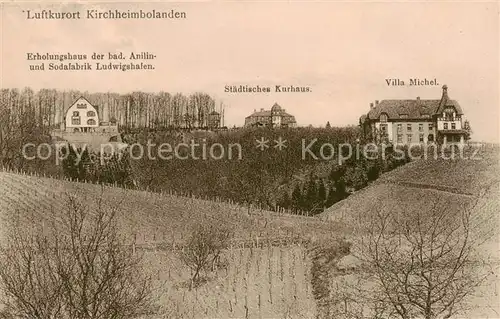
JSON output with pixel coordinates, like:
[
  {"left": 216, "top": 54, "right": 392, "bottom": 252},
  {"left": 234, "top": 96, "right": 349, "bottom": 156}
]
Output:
[
  {"left": 359, "top": 85, "right": 468, "bottom": 145},
  {"left": 244, "top": 103, "right": 297, "bottom": 128}
]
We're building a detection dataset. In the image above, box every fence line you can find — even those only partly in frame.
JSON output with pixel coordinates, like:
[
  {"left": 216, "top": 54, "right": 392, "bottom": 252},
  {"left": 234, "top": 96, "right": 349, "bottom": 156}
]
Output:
[{"left": 0, "top": 165, "right": 322, "bottom": 222}]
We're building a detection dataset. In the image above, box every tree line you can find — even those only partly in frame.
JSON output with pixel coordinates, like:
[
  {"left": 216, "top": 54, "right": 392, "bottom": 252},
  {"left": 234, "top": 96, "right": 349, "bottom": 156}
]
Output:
[
  {"left": 0, "top": 88, "right": 223, "bottom": 132},
  {"left": 125, "top": 127, "right": 412, "bottom": 215},
  {"left": 277, "top": 144, "right": 412, "bottom": 215}
]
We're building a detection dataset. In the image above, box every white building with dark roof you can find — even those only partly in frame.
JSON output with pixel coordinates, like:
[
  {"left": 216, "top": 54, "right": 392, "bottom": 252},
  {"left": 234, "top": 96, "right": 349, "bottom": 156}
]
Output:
[
  {"left": 65, "top": 97, "right": 99, "bottom": 132},
  {"left": 62, "top": 97, "right": 118, "bottom": 133},
  {"left": 244, "top": 103, "right": 297, "bottom": 128},
  {"left": 359, "top": 85, "right": 468, "bottom": 145}
]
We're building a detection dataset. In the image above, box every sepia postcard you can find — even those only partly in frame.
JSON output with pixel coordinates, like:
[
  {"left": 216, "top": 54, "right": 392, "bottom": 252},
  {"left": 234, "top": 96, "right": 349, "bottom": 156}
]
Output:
[{"left": 0, "top": 1, "right": 499, "bottom": 318}]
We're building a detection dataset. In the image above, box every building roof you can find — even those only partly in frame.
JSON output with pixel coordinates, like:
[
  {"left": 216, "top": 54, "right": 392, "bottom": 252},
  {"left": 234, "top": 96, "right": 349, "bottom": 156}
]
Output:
[
  {"left": 361, "top": 85, "right": 463, "bottom": 122},
  {"left": 247, "top": 110, "right": 272, "bottom": 118},
  {"left": 66, "top": 96, "right": 99, "bottom": 116},
  {"left": 271, "top": 102, "right": 282, "bottom": 112},
  {"left": 246, "top": 109, "right": 295, "bottom": 119},
  {"left": 366, "top": 99, "right": 439, "bottom": 120}
]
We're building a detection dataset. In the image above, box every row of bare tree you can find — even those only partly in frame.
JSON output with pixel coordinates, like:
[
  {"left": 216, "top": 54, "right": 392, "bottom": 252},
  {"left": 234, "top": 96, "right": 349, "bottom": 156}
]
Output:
[{"left": 0, "top": 88, "right": 222, "bottom": 131}]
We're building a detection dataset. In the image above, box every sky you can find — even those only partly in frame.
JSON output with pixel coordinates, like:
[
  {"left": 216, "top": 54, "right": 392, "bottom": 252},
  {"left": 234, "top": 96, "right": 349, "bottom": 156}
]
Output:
[{"left": 1, "top": 1, "right": 499, "bottom": 142}]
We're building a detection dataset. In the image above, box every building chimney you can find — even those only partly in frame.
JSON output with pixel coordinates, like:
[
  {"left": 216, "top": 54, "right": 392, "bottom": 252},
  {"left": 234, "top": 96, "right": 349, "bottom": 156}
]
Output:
[
  {"left": 442, "top": 84, "right": 448, "bottom": 94},
  {"left": 375, "top": 100, "right": 379, "bottom": 105},
  {"left": 370, "top": 103, "right": 374, "bottom": 109},
  {"left": 416, "top": 96, "right": 420, "bottom": 101},
  {"left": 260, "top": 108, "right": 264, "bottom": 112},
  {"left": 441, "top": 84, "right": 449, "bottom": 102}
]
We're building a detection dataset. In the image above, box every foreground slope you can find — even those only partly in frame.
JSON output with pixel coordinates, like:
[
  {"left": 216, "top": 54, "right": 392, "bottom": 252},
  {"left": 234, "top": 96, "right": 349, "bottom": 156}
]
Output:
[
  {"left": 0, "top": 171, "right": 339, "bottom": 246},
  {"left": 0, "top": 170, "right": 342, "bottom": 318},
  {"left": 319, "top": 144, "right": 500, "bottom": 318}
]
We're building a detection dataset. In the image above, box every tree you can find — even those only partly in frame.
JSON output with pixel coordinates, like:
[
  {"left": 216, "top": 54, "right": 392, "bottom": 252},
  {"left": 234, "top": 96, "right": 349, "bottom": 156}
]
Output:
[
  {"left": 291, "top": 184, "right": 303, "bottom": 213},
  {"left": 325, "top": 182, "right": 337, "bottom": 208},
  {"left": 61, "top": 146, "right": 86, "bottom": 181},
  {"left": 344, "top": 165, "right": 368, "bottom": 191},
  {"left": 325, "top": 179, "right": 348, "bottom": 208},
  {"left": 278, "top": 190, "right": 292, "bottom": 210},
  {"left": 317, "top": 180, "right": 327, "bottom": 207},
  {"left": 95, "top": 150, "right": 134, "bottom": 188},
  {"left": 180, "top": 220, "right": 233, "bottom": 289},
  {"left": 344, "top": 193, "right": 495, "bottom": 319},
  {"left": 366, "top": 157, "right": 384, "bottom": 182},
  {"left": 328, "top": 165, "right": 345, "bottom": 183},
  {"left": 304, "top": 176, "right": 318, "bottom": 213},
  {"left": 0, "top": 88, "right": 50, "bottom": 171},
  {"left": 463, "top": 120, "right": 472, "bottom": 141},
  {"left": 0, "top": 192, "right": 154, "bottom": 319}
]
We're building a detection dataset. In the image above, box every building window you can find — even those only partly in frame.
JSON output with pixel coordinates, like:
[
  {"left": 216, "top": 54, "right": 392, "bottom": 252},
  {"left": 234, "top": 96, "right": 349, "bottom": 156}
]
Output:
[
  {"left": 76, "top": 103, "right": 87, "bottom": 109},
  {"left": 397, "top": 124, "right": 402, "bottom": 131},
  {"left": 428, "top": 134, "right": 434, "bottom": 142},
  {"left": 419, "top": 134, "right": 424, "bottom": 142},
  {"left": 87, "top": 119, "right": 96, "bottom": 125},
  {"left": 72, "top": 111, "right": 79, "bottom": 117},
  {"left": 429, "top": 123, "right": 433, "bottom": 130},
  {"left": 451, "top": 123, "right": 456, "bottom": 130},
  {"left": 407, "top": 134, "right": 412, "bottom": 143},
  {"left": 444, "top": 107, "right": 455, "bottom": 120},
  {"left": 380, "top": 124, "right": 387, "bottom": 132},
  {"left": 87, "top": 111, "right": 96, "bottom": 117},
  {"left": 444, "top": 123, "right": 449, "bottom": 130},
  {"left": 72, "top": 118, "right": 80, "bottom": 125},
  {"left": 397, "top": 134, "right": 403, "bottom": 143},
  {"left": 380, "top": 113, "right": 388, "bottom": 123},
  {"left": 407, "top": 124, "right": 412, "bottom": 131},
  {"left": 419, "top": 124, "right": 423, "bottom": 132}
]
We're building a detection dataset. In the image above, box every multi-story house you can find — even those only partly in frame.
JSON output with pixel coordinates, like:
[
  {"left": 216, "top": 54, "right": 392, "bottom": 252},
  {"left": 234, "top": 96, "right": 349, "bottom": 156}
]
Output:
[
  {"left": 62, "top": 97, "right": 118, "bottom": 133},
  {"left": 65, "top": 97, "right": 100, "bottom": 133},
  {"left": 244, "top": 103, "right": 297, "bottom": 128},
  {"left": 359, "top": 85, "right": 467, "bottom": 145}
]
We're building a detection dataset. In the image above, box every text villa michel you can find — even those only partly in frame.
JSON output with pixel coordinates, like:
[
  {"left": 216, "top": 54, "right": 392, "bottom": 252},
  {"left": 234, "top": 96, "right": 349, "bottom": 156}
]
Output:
[{"left": 23, "top": 9, "right": 187, "bottom": 20}]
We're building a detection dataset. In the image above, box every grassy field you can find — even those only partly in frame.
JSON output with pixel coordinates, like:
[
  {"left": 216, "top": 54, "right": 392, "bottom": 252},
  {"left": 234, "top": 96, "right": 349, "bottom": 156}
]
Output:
[{"left": 0, "top": 170, "right": 341, "bottom": 318}]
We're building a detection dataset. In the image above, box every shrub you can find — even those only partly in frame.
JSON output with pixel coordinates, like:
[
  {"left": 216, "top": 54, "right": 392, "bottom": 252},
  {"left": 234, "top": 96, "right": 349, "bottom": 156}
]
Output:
[
  {"left": 0, "top": 193, "right": 154, "bottom": 319},
  {"left": 180, "top": 220, "right": 233, "bottom": 289}
]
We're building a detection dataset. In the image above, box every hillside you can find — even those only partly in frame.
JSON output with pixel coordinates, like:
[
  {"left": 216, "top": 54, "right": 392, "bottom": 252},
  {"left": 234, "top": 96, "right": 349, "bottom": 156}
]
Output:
[
  {"left": 321, "top": 144, "right": 499, "bottom": 216},
  {"left": 0, "top": 170, "right": 342, "bottom": 318},
  {"left": 0, "top": 145, "right": 498, "bottom": 318},
  {"left": 318, "top": 144, "right": 500, "bottom": 318},
  {"left": 0, "top": 171, "right": 340, "bottom": 247}
]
